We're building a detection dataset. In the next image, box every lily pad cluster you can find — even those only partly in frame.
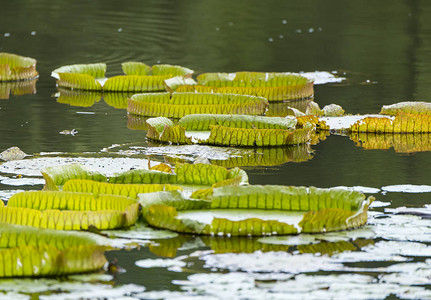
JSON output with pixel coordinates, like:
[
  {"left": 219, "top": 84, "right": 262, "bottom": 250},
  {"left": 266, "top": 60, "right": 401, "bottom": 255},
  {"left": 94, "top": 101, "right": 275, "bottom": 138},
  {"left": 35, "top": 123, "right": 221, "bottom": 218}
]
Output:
[
  {"left": 173, "top": 72, "right": 314, "bottom": 101},
  {"left": 51, "top": 62, "right": 193, "bottom": 92}
]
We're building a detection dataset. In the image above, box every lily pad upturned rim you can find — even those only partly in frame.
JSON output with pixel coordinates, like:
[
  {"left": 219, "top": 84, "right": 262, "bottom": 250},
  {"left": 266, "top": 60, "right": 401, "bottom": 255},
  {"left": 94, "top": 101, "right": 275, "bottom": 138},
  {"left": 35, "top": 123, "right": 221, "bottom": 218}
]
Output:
[
  {"left": 0, "top": 52, "right": 39, "bottom": 82},
  {"left": 51, "top": 62, "right": 194, "bottom": 92},
  {"left": 140, "top": 186, "right": 374, "bottom": 236},
  {"left": 127, "top": 92, "right": 269, "bottom": 118}
]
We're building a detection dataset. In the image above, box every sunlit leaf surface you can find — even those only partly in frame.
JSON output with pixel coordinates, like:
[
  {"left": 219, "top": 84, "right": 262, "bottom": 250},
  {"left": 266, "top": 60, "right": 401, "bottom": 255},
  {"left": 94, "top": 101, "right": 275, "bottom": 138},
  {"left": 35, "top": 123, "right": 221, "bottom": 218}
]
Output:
[
  {"left": 140, "top": 186, "right": 373, "bottom": 236},
  {"left": 146, "top": 114, "right": 313, "bottom": 147},
  {"left": 127, "top": 92, "right": 269, "bottom": 118},
  {"left": 175, "top": 72, "right": 315, "bottom": 101},
  {"left": 0, "top": 53, "right": 39, "bottom": 81}
]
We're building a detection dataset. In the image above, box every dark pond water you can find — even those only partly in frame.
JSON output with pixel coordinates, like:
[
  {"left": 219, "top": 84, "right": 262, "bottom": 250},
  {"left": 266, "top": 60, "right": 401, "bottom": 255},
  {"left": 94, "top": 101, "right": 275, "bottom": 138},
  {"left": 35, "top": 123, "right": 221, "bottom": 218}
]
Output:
[{"left": 1, "top": 0, "right": 431, "bottom": 299}]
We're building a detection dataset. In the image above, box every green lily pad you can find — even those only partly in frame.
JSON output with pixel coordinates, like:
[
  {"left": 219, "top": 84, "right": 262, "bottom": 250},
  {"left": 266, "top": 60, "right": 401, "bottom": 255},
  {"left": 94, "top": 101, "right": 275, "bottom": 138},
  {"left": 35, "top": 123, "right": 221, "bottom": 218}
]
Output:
[
  {"left": 127, "top": 92, "right": 269, "bottom": 118},
  {"left": 51, "top": 62, "right": 193, "bottom": 92},
  {"left": 173, "top": 72, "right": 314, "bottom": 101},
  {"left": 140, "top": 186, "right": 374, "bottom": 236},
  {"left": 0, "top": 53, "right": 39, "bottom": 81},
  {"left": 146, "top": 114, "right": 313, "bottom": 147}
]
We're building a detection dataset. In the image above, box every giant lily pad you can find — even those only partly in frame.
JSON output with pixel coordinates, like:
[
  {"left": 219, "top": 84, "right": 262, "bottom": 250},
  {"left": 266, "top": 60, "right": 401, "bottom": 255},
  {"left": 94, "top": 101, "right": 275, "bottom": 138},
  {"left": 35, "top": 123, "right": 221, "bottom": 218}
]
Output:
[
  {"left": 350, "top": 113, "right": 431, "bottom": 133},
  {"left": 127, "top": 92, "right": 269, "bottom": 118},
  {"left": 172, "top": 72, "right": 314, "bottom": 101},
  {"left": 0, "top": 244, "right": 107, "bottom": 278},
  {"left": 146, "top": 114, "right": 313, "bottom": 147},
  {"left": 51, "top": 62, "right": 193, "bottom": 92},
  {"left": 0, "top": 224, "right": 113, "bottom": 277},
  {"left": 7, "top": 191, "right": 139, "bottom": 227},
  {"left": 0, "top": 53, "right": 39, "bottom": 81},
  {"left": 62, "top": 179, "right": 183, "bottom": 198},
  {"left": 41, "top": 162, "right": 248, "bottom": 191},
  {"left": 139, "top": 186, "right": 374, "bottom": 236}
]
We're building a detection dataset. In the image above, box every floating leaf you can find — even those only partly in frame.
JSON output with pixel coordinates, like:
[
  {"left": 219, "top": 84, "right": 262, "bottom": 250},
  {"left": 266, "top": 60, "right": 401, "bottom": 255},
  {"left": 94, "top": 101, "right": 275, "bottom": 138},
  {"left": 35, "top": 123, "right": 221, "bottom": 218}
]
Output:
[
  {"left": 7, "top": 191, "right": 139, "bottom": 227},
  {"left": 127, "top": 92, "right": 269, "bottom": 118},
  {"left": 164, "top": 76, "right": 197, "bottom": 92},
  {"left": 121, "top": 62, "right": 152, "bottom": 75},
  {"left": 109, "top": 163, "right": 248, "bottom": 186},
  {"left": 0, "top": 206, "right": 129, "bottom": 230},
  {"left": 52, "top": 63, "right": 106, "bottom": 79},
  {"left": 0, "top": 244, "right": 107, "bottom": 277},
  {"left": 350, "top": 113, "right": 431, "bottom": 133},
  {"left": 52, "top": 62, "right": 192, "bottom": 92},
  {"left": 103, "top": 75, "right": 173, "bottom": 92},
  {"left": 122, "top": 62, "right": 193, "bottom": 77},
  {"left": 63, "top": 179, "right": 182, "bottom": 198},
  {"left": 0, "top": 223, "right": 103, "bottom": 249},
  {"left": 0, "top": 79, "right": 37, "bottom": 99},
  {"left": 8, "top": 190, "right": 137, "bottom": 211},
  {"left": 56, "top": 73, "right": 103, "bottom": 91},
  {"left": 179, "top": 114, "right": 296, "bottom": 131},
  {"left": 41, "top": 163, "right": 107, "bottom": 190},
  {"left": 0, "top": 53, "right": 39, "bottom": 81},
  {"left": 152, "top": 64, "right": 193, "bottom": 77},
  {"left": 380, "top": 101, "right": 431, "bottom": 115},
  {"left": 146, "top": 114, "right": 313, "bottom": 147},
  {"left": 175, "top": 72, "right": 314, "bottom": 101},
  {"left": 140, "top": 186, "right": 374, "bottom": 236}
]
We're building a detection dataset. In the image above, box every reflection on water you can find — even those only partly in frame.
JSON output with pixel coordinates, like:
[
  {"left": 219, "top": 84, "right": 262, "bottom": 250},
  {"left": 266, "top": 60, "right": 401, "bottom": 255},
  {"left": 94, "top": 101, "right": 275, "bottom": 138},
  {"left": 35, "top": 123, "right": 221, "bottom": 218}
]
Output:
[
  {"left": 351, "top": 132, "right": 431, "bottom": 153},
  {"left": 0, "top": 79, "right": 37, "bottom": 99},
  {"left": 55, "top": 88, "right": 133, "bottom": 109},
  {"left": 265, "top": 98, "right": 313, "bottom": 117},
  {"left": 1, "top": 0, "right": 431, "bottom": 298}
]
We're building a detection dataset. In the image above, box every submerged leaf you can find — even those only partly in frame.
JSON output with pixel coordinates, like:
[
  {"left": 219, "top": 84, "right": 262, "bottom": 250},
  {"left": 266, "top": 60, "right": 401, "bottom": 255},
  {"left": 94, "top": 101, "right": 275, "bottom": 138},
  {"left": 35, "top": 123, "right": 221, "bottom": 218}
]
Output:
[
  {"left": 127, "top": 92, "right": 269, "bottom": 118},
  {"left": 141, "top": 186, "right": 374, "bottom": 236},
  {"left": 0, "top": 53, "right": 39, "bottom": 81}
]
